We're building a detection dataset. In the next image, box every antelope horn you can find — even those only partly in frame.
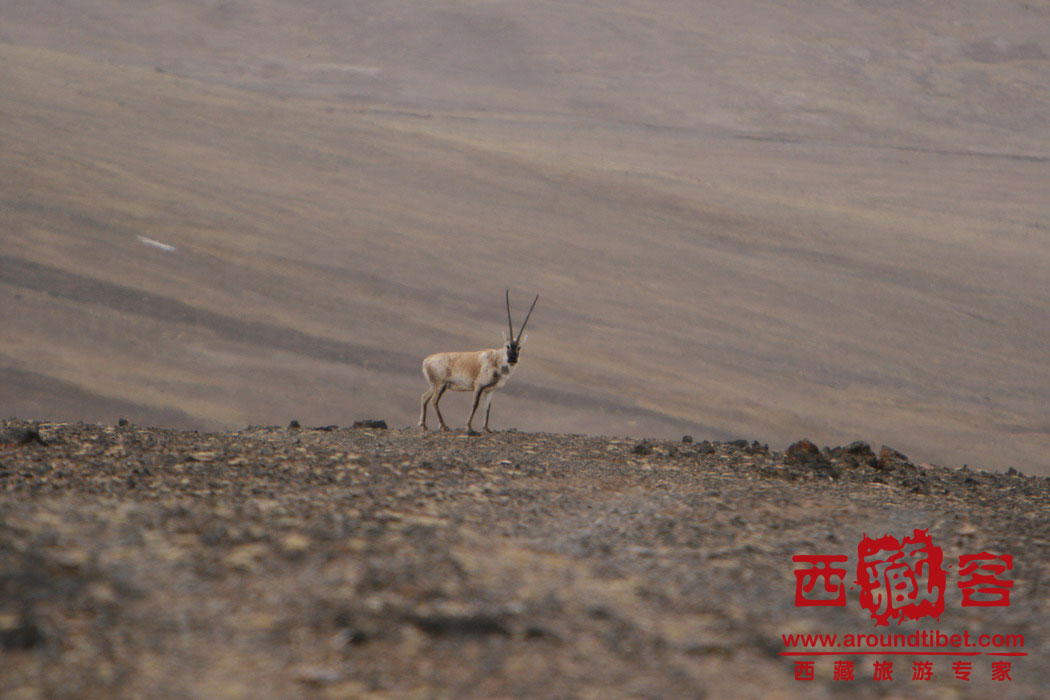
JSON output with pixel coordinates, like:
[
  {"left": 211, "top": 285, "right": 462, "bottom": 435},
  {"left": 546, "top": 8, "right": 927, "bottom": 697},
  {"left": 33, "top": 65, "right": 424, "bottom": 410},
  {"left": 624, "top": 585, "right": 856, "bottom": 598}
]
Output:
[
  {"left": 506, "top": 289, "right": 515, "bottom": 340},
  {"left": 516, "top": 294, "right": 539, "bottom": 340}
]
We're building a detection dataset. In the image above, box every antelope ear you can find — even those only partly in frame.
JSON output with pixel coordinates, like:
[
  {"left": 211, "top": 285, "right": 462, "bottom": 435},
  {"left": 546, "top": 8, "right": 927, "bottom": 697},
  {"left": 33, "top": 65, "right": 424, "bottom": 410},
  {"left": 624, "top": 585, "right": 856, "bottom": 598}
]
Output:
[
  {"left": 518, "top": 334, "right": 527, "bottom": 345},
  {"left": 502, "top": 330, "right": 510, "bottom": 343}
]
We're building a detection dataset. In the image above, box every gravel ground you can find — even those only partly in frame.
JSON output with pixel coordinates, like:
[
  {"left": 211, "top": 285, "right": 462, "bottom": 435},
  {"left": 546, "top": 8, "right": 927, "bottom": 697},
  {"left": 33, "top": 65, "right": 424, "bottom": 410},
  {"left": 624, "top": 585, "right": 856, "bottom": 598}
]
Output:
[{"left": 1, "top": 418, "right": 1047, "bottom": 699}]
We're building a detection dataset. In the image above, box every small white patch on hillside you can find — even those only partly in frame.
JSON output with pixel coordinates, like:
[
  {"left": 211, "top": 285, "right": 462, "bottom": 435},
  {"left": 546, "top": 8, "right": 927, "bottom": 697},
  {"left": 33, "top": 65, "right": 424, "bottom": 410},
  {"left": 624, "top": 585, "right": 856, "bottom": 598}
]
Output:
[{"left": 137, "top": 236, "right": 177, "bottom": 253}]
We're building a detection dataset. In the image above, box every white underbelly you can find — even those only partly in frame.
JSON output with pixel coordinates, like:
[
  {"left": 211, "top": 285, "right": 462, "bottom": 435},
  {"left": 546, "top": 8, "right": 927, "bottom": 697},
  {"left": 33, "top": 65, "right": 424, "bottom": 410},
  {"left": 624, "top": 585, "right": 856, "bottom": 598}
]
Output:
[{"left": 446, "top": 375, "right": 477, "bottom": 391}]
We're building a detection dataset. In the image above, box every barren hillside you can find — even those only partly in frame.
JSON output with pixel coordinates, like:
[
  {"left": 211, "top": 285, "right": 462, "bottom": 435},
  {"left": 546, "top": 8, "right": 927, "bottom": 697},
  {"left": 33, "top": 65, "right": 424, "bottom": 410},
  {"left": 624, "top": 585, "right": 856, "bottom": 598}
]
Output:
[
  {"left": 1, "top": 419, "right": 1047, "bottom": 698},
  {"left": 2, "top": 1, "right": 1049, "bottom": 473}
]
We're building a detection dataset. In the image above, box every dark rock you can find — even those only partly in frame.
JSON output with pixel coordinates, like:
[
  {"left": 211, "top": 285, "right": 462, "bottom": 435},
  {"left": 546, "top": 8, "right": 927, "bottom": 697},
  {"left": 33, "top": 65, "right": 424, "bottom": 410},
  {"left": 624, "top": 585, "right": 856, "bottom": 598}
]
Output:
[
  {"left": 0, "top": 427, "right": 45, "bottom": 446},
  {"left": 697, "top": 441, "right": 716, "bottom": 455},
  {"left": 829, "top": 441, "right": 878, "bottom": 468},
  {"left": 288, "top": 420, "right": 301, "bottom": 429},
  {"left": 0, "top": 616, "right": 45, "bottom": 650},
  {"left": 118, "top": 418, "right": 129, "bottom": 427},
  {"left": 844, "top": 440, "right": 871, "bottom": 454},
  {"left": 339, "top": 628, "right": 369, "bottom": 646},
  {"left": 785, "top": 439, "right": 822, "bottom": 462},
  {"left": 407, "top": 613, "right": 509, "bottom": 638},
  {"left": 728, "top": 439, "right": 749, "bottom": 449},
  {"left": 785, "top": 439, "right": 838, "bottom": 475},
  {"left": 908, "top": 479, "right": 932, "bottom": 495},
  {"left": 586, "top": 604, "right": 612, "bottom": 619},
  {"left": 353, "top": 420, "right": 388, "bottom": 430},
  {"left": 682, "top": 435, "right": 693, "bottom": 444},
  {"left": 748, "top": 440, "right": 769, "bottom": 454},
  {"left": 524, "top": 625, "right": 560, "bottom": 641},
  {"left": 877, "top": 446, "right": 914, "bottom": 471},
  {"left": 631, "top": 441, "right": 653, "bottom": 456}
]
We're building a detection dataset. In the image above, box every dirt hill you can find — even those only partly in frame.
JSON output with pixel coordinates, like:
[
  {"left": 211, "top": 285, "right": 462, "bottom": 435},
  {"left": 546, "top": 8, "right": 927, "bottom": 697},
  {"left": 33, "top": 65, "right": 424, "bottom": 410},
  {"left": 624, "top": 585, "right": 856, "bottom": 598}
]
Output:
[
  {"left": 2, "top": 2, "right": 1050, "bottom": 474},
  {"left": 1, "top": 418, "right": 1046, "bottom": 698}
]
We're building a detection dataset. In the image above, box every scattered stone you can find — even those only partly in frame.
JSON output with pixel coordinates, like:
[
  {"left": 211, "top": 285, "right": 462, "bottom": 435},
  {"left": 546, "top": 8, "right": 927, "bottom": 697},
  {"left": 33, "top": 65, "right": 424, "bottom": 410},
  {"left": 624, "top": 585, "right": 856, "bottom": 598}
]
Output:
[
  {"left": 0, "top": 417, "right": 1047, "bottom": 697},
  {"left": 728, "top": 439, "right": 749, "bottom": 449},
  {"left": 748, "top": 440, "right": 769, "bottom": 454},
  {"left": 877, "top": 446, "right": 914, "bottom": 471},
  {"left": 0, "top": 426, "right": 45, "bottom": 446},
  {"left": 829, "top": 441, "right": 878, "bottom": 469},
  {"left": 785, "top": 439, "right": 822, "bottom": 463},
  {"left": 785, "top": 439, "right": 837, "bottom": 476},
  {"left": 905, "top": 476, "right": 932, "bottom": 495},
  {"left": 682, "top": 435, "right": 693, "bottom": 444},
  {"left": 0, "top": 615, "right": 45, "bottom": 650},
  {"left": 631, "top": 441, "right": 653, "bottom": 455},
  {"left": 118, "top": 418, "right": 129, "bottom": 427},
  {"left": 333, "top": 627, "right": 369, "bottom": 646},
  {"left": 353, "top": 420, "right": 388, "bottom": 430},
  {"left": 288, "top": 419, "right": 301, "bottom": 429},
  {"left": 408, "top": 612, "right": 509, "bottom": 638},
  {"left": 524, "top": 625, "right": 560, "bottom": 641}
]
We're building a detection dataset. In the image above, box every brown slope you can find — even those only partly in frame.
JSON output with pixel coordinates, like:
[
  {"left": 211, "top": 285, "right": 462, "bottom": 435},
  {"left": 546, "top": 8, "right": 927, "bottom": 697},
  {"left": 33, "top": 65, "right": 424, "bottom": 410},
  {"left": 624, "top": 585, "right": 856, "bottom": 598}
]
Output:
[
  {"left": 1, "top": 30, "right": 1049, "bottom": 472},
  {"left": 5, "top": 1, "right": 1049, "bottom": 153},
  {"left": 0, "top": 44, "right": 726, "bottom": 438}
]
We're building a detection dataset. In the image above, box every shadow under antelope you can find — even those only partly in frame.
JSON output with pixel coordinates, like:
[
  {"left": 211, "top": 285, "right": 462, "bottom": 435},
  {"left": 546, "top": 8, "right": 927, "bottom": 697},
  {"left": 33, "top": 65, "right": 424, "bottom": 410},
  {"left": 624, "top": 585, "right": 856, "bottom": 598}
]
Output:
[{"left": 419, "top": 290, "right": 538, "bottom": 434}]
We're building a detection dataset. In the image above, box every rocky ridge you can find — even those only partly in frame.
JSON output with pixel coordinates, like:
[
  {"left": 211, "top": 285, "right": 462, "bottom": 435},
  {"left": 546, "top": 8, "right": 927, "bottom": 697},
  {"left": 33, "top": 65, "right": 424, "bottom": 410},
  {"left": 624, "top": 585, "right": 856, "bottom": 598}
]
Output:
[{"left": 1, "top": 418, "right": 1047, "bottom": 699}]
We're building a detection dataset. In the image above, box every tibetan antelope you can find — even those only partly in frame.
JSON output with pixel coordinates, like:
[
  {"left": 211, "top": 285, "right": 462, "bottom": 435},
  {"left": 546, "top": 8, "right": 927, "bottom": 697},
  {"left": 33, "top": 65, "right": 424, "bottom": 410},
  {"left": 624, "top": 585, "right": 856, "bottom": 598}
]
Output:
[{"left": 419, "top": 290, "right": 539, "bottom": 434}]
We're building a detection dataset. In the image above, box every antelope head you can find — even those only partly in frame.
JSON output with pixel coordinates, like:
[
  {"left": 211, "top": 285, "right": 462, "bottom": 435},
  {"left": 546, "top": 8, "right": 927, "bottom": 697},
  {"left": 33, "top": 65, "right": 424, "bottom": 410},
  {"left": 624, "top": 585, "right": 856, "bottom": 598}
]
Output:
[{"left": 502, "top": 289, "right": 539, "bottom": 366}]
